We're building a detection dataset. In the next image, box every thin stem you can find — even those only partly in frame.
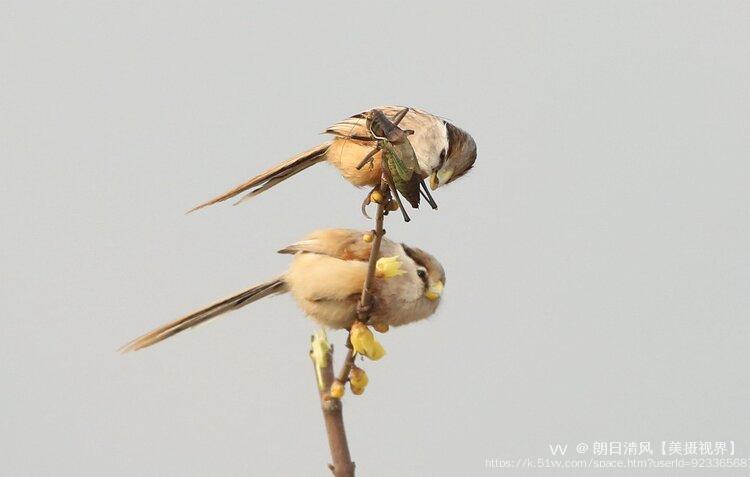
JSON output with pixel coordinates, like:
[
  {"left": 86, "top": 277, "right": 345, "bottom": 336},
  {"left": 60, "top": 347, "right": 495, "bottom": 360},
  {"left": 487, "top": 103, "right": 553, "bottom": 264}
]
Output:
[
  {"left": 311, "top": 346, "right": 355, "bottom": 477},
  {"left": 336, "top": 348, "right": 356, "bottom": 384},
  {"left": 357, "top": 181, "right": 389, "bottom": 322},
  {"left": 314, "top": 183, "right": 387, "bottom": 477}
]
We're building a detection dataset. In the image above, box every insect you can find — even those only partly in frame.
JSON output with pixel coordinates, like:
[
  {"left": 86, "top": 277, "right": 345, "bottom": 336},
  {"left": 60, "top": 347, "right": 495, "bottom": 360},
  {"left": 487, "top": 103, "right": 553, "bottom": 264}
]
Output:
[{"left": 357, "top": 108, "right": 438, "bottom": 222}]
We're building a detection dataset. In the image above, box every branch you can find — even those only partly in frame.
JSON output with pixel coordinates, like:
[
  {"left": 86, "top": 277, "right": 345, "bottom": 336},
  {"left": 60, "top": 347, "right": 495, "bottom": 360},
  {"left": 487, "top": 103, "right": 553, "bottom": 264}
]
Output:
[
  {"left": 313, "top": 181, "right": 389, "bottom": 477},
  {"left": 357, "top": 184, "right": 388, "bottom": 323},
  {"left": 311, "top": 344, "right": 355, "bottom": 477},
  {"left": 312, "top": 107, "right": 407, "bottom": 476}
]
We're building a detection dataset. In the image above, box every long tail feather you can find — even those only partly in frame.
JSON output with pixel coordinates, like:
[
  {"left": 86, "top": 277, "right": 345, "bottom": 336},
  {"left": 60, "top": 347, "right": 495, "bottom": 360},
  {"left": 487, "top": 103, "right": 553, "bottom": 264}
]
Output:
[
  {"left": 187, "top": 142, "right": 332, "bottom": 213},
  {"left": 120, "top": 277, "right": 287, "bottom": 352}
]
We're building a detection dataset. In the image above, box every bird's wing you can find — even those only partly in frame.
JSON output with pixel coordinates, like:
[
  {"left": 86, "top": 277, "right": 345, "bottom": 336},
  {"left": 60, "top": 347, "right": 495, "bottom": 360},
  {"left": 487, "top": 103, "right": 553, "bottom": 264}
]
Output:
[
  {"left": 278, "top": 229, "right": 374, "bottom": 261},
  {"left": 285, "top": 252, "right": 368, "bottom": 305},
  {"left": 278, "top": 228, "right": 402, "bottom": 262}
]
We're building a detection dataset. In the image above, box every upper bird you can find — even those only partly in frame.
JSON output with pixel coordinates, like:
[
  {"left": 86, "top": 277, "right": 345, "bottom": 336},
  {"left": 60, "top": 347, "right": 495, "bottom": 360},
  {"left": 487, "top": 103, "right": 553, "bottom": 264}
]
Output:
[
  {"left": 188, "top": 106, "right": 477, "bottom": 212},
  {"left": 120, "top": 228, "right": 446, "bottom": 352}
]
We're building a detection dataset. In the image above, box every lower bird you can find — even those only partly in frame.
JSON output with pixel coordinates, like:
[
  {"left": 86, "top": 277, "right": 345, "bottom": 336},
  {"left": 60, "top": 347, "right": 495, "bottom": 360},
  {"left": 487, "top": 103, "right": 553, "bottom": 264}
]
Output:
[
  {"left": 121, "top": 229, "right": 446, "bottom": 352},
  {"left": 188, "top": 106, "right": 477, "bottom": 212}
]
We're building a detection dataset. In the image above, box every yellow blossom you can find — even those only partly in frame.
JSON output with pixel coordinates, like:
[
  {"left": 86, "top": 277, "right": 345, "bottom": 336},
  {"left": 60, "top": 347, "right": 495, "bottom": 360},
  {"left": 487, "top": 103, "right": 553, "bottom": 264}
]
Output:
[
  {"left": 349, "top": 322, "right": 387, "bottom": 360},
  {"left": 376, "top": 256, "right": 406, "bottom": 279},
  {"left": 362, "top": 233, "right": 373, "bottom": 243},
  {"left": 349, "top": 366, "right": 369, "bottom": 392}
]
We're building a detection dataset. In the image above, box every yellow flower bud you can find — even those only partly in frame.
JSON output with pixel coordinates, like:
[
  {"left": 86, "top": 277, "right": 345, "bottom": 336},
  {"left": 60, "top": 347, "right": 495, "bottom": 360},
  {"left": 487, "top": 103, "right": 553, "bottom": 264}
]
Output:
[
  {"left": 310, "top": 329, "right": 331, "bottom": 390},
  {"left": 375, "top": 256, "right": 406, "bottom": 279},
  {"left": 362, "top": 233, "right": 373, "bottom": 243},
  {"left": 330, "top": 380, "right": 345, "bottom": 398},
  {"left": 349, "top": 322, "right": 387, "bottom": 361},
  {"left": 349, "top": 366, "right": 369, "bottom": 390},
  {"left": 350, "top": 384, "right": 365, "bottom": 395},
  {"left": 367, "top": 340, "right": 386, "bottom": 360},
  {"left": 372, "top": 322, "right": 389, "bottom": 333},
  {"left": 370, "top": 190, "right": 384, "bottom": 203}
]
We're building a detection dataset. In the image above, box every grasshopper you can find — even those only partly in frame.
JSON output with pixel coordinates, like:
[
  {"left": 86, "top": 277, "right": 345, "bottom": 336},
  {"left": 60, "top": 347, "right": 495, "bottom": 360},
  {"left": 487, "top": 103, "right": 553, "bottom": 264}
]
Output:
[{"left": 357, "top": 108, "right": 438, "bottom": 222}]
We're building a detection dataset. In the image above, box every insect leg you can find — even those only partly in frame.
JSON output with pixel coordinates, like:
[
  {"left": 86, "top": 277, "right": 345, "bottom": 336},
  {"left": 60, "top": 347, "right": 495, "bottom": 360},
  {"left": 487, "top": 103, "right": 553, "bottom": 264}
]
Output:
[
  {"left": 419, "top": 179, "right": 438, "bottom": 210},
  {"left": 355, "top": 145, "right": 380, "bottom": 170},
  {"left": 391, "top": 107, "right": 410, "bottom": 126},
  {"left": 382, "top": 168, "right": 411, "bottom": 222}
]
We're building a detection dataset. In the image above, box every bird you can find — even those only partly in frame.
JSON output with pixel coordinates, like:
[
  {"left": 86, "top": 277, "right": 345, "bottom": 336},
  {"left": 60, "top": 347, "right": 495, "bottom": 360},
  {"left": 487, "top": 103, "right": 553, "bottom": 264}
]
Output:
[
  {"left": 120, "top": 228, "right": 446, "bottom": 352},
  {"left": 187, "top": 106, "right": 477, "bottom": 213}
]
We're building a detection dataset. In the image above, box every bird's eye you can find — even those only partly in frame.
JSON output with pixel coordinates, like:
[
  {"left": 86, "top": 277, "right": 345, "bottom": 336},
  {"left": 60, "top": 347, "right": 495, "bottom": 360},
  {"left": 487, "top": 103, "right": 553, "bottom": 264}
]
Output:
[{"left": 417, "top": 269, "right": 427, "bottom": 280}]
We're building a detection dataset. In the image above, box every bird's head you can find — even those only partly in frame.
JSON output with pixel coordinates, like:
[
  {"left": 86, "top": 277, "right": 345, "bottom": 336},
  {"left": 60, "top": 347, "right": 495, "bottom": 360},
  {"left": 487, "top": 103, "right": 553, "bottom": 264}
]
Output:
[
  {"left": 429, "top": 121, "right": 477, "bottom": 190},
  {"left": 402, "top": 244, "right": 446, "bottom": 302}
]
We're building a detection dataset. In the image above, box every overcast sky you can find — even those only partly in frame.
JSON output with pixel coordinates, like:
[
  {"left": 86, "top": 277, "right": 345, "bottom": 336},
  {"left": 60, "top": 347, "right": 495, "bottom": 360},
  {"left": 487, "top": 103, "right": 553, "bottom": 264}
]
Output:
[{"left": 2, "top": 1, "right": 749, "bottom": 476}]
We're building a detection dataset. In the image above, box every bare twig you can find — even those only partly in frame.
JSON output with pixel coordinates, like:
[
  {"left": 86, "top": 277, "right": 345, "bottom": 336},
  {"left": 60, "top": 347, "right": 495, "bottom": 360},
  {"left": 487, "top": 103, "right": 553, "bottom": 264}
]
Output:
[
  {"left": 357, "top": 183, "right": 389, "bottom": 322},
  {"left": 313, "top": 179, "right": 389, "bottom": 476},
  {"left": 336, "top": 347, "right": 356, "bottom": 384},
  {"left": 311, "top": 345, "right": 355, "bottom": 477}
]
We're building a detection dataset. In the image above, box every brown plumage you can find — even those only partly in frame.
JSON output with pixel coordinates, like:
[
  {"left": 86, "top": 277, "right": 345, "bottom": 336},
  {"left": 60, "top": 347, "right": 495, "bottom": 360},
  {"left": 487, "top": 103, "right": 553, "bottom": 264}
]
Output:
[
  {"left": 187, "top": 106, "right": 477, "bottom": 212},
  {"left": 121, "top": 229, "right": 446, "bottom": 352}
]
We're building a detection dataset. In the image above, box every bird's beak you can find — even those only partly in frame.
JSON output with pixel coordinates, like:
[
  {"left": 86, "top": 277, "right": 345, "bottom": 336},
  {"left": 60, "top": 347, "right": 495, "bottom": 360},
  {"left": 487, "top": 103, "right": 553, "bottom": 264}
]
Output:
[
  {"left": 429, "top": 172, "right": 439, "bottom": 190},
  {"left": 429, "top": 168, "right": 454, "bottom": 190},
  {"left": 425, "top": 281, "right": 444, "bottom": 301}
]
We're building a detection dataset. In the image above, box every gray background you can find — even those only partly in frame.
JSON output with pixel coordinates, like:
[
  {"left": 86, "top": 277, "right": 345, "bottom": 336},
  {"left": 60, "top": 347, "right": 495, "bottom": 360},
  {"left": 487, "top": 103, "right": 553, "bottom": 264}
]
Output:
[{"left": 2, "top": 1, "right": 749, "bottom": 476}]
